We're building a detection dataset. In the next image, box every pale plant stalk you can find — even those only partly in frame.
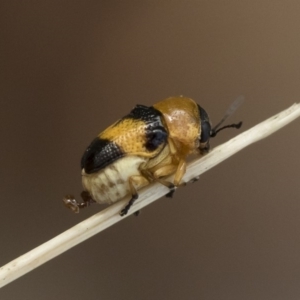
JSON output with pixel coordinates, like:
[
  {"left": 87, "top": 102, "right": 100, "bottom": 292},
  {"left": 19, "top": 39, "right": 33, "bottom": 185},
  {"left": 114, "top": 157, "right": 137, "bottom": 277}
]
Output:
[{"left": 1, "top": 103, "right": 300, "bottom": 289}]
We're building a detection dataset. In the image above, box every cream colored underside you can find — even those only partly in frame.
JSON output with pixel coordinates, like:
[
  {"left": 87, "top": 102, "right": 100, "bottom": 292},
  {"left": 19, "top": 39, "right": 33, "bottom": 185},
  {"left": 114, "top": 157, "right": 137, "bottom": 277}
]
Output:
[{"left": 81, "top": 156, "right": 147, "bottom": 204}]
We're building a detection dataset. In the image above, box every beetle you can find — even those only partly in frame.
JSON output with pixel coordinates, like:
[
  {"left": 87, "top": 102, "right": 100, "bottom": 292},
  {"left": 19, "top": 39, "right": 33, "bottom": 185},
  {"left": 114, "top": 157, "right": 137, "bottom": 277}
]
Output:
[{"left": 64, "top": 96, "right": 242, "bottom": 216}]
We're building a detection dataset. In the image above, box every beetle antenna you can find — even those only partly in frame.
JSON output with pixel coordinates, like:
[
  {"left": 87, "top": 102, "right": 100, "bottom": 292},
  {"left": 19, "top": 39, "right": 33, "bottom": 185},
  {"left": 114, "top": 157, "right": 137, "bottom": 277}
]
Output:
[
  {"left": 210, "top": 121, "right": 243, "bottom": 137},
  {"left": 210, "top": 95, "right": 244, "bottom": 137}
]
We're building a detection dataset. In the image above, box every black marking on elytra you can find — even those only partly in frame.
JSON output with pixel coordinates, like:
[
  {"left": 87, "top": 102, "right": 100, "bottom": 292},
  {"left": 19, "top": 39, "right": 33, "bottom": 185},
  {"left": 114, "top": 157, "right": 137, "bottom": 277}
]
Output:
[
  {"left": 112, "top": 105, "right": 160, "bottom": 128},
  {"left": 125, "top": 105, "right": 162, "bottom": 122},
  {"left": 145, "top": 126, "right": 168, "bottom": 151},
  {"left": 121, "top": 104, "right": 169, "bottom": 152},
  {"left": 118, "top": 105, "right": 165, "bottom": 129},
  {"left": 81, "top": 138, "right": 124, "bottom": 174}
]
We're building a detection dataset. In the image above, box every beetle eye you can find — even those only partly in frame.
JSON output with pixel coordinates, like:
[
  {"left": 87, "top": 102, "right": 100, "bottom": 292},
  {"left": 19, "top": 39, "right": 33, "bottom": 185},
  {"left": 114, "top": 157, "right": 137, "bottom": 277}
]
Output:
[
  {"left": 145, "top": 127, "right": 168, "bottom": 151},
  {"left": 198, "top": 105, "right": 211, "bottom": 143},
  {"left": 200, "top": 120, "right": 211, "bottom": 143}
]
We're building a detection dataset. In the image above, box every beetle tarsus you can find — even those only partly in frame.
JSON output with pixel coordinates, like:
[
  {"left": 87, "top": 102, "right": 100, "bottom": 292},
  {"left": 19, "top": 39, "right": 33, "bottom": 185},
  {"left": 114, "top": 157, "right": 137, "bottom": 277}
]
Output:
[
  {"left": 120, "top": 193, "right": 138, "bottom": 216},
  {"left": 63, "top": 191, "right": 95, "bottom": 213},
  {"left": 165, "top": 190, "right": 174, "bottom": 198},
  {"left": 190, "top": 176, "right": 200, "bottom": 184},
  {"left": 165, "top": 183, "right": 176, "bottom": 198},
  {"left": 152, "top": 177, "right": 176, "bottom": 198}
]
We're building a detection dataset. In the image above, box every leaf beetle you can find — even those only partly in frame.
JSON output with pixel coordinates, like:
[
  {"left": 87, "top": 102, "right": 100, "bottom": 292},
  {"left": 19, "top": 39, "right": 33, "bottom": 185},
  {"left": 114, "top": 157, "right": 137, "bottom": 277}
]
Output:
[{"left": 64, "top": 96, "right": 242, "bottom": 216}]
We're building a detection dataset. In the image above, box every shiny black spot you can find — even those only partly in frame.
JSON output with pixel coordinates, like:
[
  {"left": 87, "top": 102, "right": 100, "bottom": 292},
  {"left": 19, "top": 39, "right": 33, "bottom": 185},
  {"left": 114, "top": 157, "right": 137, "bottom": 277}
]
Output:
[
  {"left": 81, "top": 138, "right": 124, "bottom": 174},
  {"left": 145, "top": 126, "right": 168, "bottom": 151}
]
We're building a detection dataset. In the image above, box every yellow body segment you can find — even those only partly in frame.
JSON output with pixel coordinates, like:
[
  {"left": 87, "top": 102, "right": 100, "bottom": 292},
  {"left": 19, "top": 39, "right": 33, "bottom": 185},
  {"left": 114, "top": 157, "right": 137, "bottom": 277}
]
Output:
[
  {"left": 153, "top": 97, "right": 201, "bottom": 185},
  {"left": 99, "top": 118, "right": 156, "bottom": 157},
  {"left": 153, "top": 97, "right": 200, "bottom": 155}
]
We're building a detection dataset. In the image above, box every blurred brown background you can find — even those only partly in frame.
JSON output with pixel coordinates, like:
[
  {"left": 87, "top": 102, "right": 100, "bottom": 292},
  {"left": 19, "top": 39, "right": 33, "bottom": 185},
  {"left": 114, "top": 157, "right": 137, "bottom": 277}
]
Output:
[{"left": 1, "top": 1, "right": 300, "bottom": 299}]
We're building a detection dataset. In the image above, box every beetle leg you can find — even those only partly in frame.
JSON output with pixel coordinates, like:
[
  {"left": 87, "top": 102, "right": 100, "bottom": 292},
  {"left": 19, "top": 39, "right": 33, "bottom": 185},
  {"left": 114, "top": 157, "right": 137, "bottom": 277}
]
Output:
[
  {"left": 173, "top": 159, "right": 186, "bottom": 186},
  {"left": 120, "top": 193, "right": 138, "bottom": 216},
  {"left": 120, "top": 175, "right": 148, "bottom": 216},
  {"left": 167, "top": 137, "right": 177, "bottom": 155},
  {"left": 151, "top": 157, "right": 187, "bottom": 187},
  {"left": 189, "top": 175, "right": 200, "bottom": 183},
  {"left": 142, "top": 169, "right": 176, "bottom": 197},
  {"left": 155, "top": 176, "right": 176, "bottom": 198},
  {"left": 152, "top": 164, "right": 177, "bottom": 178},
  {"left": 165, "top": 189, "right": 176, "bottom": 198},
  {"left": 63, "top": 191, "right": 96, "bottom": 213}
]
